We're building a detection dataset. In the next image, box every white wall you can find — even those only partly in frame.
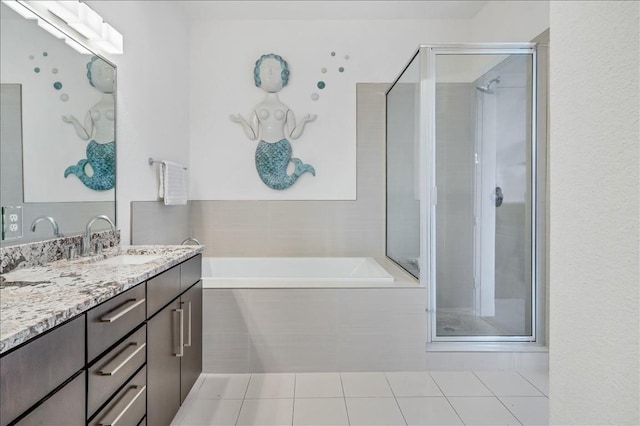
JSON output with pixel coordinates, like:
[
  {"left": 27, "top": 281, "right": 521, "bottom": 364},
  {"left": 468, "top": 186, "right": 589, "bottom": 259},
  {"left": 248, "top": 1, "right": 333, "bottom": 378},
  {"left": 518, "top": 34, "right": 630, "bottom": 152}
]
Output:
[
  {"left": 86, "top": 1, "right": 191, "bottom": 244},
  {"left": 549, "top": 1, "right": 639, "bottom": 424},
  {"left": 189, "top": 19, "right": 471, "bottom": 200},
  {"left": 472, "top": 1, "right": 549, "bottom": 43}
]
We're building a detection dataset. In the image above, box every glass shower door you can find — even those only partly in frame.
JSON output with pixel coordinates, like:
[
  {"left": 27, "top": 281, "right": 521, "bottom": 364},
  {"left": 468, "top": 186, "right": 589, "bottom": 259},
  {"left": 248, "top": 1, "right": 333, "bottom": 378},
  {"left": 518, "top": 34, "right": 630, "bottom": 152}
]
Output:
[{"left": 432, "top": 52, "right": 535, "bottom": 341}]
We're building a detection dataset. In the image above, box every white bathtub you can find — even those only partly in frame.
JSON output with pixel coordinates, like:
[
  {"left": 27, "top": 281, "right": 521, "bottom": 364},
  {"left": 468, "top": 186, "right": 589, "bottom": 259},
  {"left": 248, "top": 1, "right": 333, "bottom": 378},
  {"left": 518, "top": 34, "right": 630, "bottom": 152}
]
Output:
[{"left": 202, "top": 257, "right": 396, "bottom": 288}]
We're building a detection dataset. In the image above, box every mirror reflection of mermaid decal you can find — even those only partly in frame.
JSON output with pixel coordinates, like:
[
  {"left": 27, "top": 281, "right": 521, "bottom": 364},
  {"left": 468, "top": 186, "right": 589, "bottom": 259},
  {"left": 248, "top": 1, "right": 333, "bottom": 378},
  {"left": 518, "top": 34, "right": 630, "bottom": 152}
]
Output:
[
  {"left": 62, "top": 56, "right": 115, "bottom": 191},
  {"left": 231, "top": 53, "right": 316, "bottom": 190}
]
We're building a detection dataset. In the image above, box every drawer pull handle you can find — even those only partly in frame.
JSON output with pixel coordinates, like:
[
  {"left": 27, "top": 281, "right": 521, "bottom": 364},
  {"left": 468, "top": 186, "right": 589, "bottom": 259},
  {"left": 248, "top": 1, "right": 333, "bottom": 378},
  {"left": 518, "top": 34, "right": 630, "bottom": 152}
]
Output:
[
  {"left": 99, "top": 385, "right": 146, "bottom": 426},
  {"left": 99, "top": 342, "right": 146, "bottom": 376},
  {"left": 182, "top": 301, "right": 192, "bottom": 347},
  {"left": 174, "top": 308, "right": 184, "bottom": 357},
  {"left": 100, "top": 298, "right": 145, "bottom": 323}
]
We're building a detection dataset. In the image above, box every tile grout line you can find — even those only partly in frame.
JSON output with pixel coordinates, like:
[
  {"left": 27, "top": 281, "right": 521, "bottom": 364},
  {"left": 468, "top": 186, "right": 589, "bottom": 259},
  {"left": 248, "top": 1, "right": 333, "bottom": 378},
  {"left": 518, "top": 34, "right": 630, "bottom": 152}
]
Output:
[
  {"left": 234, "top": 373, "right": 253, "bottom": 426},
  {"left": 472, "top": 371, "right": 524, "bottom": 426},
  {"left": 291, "top": 374, "right": 296, "bottom": 426},
  {"left": 339, "top": 372, "right": 351, "bottom": 426},
  {"left": 427, "top": 371, "right": 466, "bottom": 425},
  {"left": 516, "top": 370, "right": 549, "bottom": 397},
  {"left": 384, "top": 372, "right": 408, "bottom": 426}
]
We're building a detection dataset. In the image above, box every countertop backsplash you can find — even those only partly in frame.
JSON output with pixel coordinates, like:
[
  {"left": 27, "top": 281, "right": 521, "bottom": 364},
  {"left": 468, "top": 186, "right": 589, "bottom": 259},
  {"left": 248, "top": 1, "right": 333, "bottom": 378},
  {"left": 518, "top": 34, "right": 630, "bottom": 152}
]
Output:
[{"left": 0, "top": 230, "right": 120, "bottom": 274}]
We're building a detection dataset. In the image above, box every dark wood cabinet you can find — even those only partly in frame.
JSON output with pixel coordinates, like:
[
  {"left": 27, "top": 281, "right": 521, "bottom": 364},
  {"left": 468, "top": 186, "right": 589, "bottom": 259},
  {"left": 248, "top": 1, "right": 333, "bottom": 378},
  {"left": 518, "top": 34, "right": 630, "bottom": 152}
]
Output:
[
  {"left": 147, "top": 255, "right": 203, "bottom": 424},
  {"left": 180, "top": 280, "right": 203, "bottom": 404},
  {"left": 147, "top": 298, "right": 182, "bottom": 426},
  {"left": 0, "top": 253, "right": 201, "bottom": 426},
  {"left": 0, "top": 315, "right": 85, "bottom": 426}
]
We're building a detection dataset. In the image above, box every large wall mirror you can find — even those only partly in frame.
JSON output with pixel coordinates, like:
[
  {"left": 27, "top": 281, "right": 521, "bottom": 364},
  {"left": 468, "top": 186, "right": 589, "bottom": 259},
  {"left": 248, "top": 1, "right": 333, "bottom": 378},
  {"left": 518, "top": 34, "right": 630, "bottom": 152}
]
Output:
[{"left": 0, "top": 2, "right": 116, "bottom": 246}]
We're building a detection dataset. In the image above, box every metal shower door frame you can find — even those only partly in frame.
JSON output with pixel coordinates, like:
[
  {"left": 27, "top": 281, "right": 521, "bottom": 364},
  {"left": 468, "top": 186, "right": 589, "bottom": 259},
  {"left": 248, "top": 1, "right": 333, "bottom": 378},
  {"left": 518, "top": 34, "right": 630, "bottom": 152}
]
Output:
[{"left": 418, "top": 44, "right": 538, "bottom": 343}]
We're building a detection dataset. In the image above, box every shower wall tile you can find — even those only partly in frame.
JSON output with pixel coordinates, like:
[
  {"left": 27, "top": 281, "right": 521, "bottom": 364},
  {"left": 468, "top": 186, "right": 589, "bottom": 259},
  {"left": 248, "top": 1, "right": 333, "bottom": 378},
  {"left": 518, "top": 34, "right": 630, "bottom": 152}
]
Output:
[
  {"left": 435, "top": 83, "right": 476, "bottom": 310},
  {"left": 191, "top": 83, "right": 387, "bottom": 257}
]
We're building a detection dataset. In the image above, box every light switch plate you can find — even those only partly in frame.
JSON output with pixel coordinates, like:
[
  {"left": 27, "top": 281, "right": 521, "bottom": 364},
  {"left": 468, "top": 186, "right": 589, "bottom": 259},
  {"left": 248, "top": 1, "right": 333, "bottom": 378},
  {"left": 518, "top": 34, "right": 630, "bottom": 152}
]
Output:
[{"left": 2, "top": 205, "right": 23, "bottom": 240}]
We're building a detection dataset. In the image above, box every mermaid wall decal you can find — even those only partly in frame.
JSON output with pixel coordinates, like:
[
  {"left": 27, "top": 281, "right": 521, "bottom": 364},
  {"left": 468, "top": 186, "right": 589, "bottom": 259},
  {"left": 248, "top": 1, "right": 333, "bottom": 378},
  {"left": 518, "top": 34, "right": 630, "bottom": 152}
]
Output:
[
  {"left": 231, "top": 53, "right": 316, "bottom": 190},
  {"left": 61, "top": 56, "right": 115, "bottom": 191}
]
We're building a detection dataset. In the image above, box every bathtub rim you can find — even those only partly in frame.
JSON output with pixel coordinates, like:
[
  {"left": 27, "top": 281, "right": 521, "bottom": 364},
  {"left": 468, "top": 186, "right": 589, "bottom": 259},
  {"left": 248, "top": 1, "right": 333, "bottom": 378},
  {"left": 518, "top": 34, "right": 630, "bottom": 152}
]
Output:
[{"left": 201, "top": 256, "right": 421, "bottom": 289}]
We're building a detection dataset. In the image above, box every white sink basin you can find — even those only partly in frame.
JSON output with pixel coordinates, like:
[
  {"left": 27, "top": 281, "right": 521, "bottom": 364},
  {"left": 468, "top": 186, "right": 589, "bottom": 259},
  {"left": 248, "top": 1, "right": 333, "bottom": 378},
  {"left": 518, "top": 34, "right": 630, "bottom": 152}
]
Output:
[{"left": 94, "top": 255, "right": 161, "bottom": 265}]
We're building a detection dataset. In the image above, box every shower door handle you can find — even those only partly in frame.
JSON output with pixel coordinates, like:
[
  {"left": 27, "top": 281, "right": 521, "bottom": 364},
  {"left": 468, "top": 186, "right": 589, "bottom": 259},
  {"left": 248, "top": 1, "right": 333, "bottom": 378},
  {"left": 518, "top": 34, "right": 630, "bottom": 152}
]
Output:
[{"left": 495, "top": 187, "right": 504, "bottom": 207}]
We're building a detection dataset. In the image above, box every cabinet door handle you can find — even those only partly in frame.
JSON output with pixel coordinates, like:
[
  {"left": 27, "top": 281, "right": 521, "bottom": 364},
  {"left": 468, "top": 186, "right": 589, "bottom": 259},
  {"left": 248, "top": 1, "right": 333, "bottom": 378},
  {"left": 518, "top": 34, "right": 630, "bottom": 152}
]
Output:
[
  {"left": 98, "top": 385, "right": 146, "bottom": 426},
  {"left": 99, "top": 342, "right": 146, "bottom": 376},
  {"left": 174, "top": 308, "right": 184, "bottom": 357},
  {"left": 100, "top": 298, "right": 145, "bottom": 322},
  {"left": 182, "top": 301, "right": 192, "bottom": 347}
]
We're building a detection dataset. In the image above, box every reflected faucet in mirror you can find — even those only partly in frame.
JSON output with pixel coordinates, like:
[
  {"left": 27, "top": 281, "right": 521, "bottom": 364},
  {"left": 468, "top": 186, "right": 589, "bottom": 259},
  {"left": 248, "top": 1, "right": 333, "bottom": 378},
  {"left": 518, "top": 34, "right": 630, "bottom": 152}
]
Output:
[
  {"left": 30, "top": 216, "right": 60, "bottom": 237},
  {"left": 82, "top": 214, "right": 115, "bottom": 256}
]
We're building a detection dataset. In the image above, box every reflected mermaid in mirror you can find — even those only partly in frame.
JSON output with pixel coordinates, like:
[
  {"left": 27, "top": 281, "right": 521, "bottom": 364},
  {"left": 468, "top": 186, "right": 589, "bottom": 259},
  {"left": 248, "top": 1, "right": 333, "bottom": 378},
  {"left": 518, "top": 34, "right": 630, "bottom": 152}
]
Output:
[
  {"left": 231, "top": 53, "right": 316, "bottom": 190},
  {"left": 62, "top": 56, "right": 115, "bottom": 191}
]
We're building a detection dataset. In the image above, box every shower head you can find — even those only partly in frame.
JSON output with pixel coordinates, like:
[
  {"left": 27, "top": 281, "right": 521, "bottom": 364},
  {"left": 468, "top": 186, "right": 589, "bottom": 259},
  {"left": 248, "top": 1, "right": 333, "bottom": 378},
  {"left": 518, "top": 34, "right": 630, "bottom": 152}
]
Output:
[{"left": 476, "top": 76, "right": 501, "bottom": 94}]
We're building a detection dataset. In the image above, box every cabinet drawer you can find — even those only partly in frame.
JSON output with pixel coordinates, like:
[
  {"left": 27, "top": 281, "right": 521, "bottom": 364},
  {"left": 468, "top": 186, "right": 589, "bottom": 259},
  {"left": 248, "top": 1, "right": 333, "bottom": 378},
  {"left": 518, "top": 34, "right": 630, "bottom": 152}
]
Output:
[
  {"left": 147, "top": 264, "right": 180, "bottom": 317},
  {"left": 0, "top": 315, "right": 85, "bottom": 426},
  {"left": 88, "top": 325, "right": 147, "bottom": 418},
  {"left": 16, "top": 372, "right": 85, "bottom": 426},
  {"left": 91, "top": 366, "right": 147, "bottom": 426},
  {"left": 180, "top": 254, "right": 202, "bottom": 291},
  {"left": 87, "top": 284, "right": 146, "bottom": 362}
]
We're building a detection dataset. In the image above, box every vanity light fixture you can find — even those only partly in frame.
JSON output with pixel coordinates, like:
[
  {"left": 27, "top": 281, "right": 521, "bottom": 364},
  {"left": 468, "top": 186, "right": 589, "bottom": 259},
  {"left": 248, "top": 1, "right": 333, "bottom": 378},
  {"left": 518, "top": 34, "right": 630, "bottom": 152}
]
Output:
[
  {"left": 65, "top": 2, "right": 103, "bottom": 39},
  {"left": 40, "top": 0, "right": 80, "bottom": 24},
  {"left": 64, "top": 36, "right": 91, "bottom": 55},
  {"left": 1, "top": 0, "right": 123, "bottom": 55},
  {"left": 36, "top": 18, "right": 66, "bottom": 39},
  {"left": 1, "top": 0, "right": 37, "bottom": 19},
  {"left": 94, "top": 22, "right": 123, "bottom": 55}
]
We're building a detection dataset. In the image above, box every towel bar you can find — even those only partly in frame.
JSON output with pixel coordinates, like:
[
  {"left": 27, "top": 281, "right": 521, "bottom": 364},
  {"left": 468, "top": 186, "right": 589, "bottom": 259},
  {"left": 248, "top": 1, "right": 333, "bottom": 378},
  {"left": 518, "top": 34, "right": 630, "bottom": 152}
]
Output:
[{"left": 148, "top": 157, "right": 187, "bottom": 170}]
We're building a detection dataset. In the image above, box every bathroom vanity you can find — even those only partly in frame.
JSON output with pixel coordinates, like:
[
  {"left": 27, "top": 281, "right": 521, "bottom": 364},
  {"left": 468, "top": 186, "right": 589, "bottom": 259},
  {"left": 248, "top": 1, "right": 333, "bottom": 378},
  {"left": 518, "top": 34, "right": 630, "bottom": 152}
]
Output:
[{"left": 0, "top": 246, "right": 203, "bottom": 426}]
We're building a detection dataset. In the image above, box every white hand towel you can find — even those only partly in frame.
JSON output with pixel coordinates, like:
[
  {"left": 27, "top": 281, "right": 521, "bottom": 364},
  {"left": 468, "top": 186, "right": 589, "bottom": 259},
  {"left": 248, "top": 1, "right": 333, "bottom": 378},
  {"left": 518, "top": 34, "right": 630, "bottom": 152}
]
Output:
[{"left": 159, "top": 161, "right": 188, "bottom": 205}]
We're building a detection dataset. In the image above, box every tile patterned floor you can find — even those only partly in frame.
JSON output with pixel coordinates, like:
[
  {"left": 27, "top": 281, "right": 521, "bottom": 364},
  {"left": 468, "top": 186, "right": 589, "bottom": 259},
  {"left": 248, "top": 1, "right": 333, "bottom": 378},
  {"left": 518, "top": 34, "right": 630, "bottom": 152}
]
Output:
[{"left": 171, "top": 370, "right": 549, "bottom": 426}]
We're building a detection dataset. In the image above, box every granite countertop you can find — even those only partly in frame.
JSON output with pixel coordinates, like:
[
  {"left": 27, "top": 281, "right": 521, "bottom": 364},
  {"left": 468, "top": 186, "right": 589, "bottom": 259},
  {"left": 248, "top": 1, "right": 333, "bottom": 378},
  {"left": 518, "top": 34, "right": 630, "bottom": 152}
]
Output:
[{"left": 0, "top": 245, "right": 204, "bottom": 355}]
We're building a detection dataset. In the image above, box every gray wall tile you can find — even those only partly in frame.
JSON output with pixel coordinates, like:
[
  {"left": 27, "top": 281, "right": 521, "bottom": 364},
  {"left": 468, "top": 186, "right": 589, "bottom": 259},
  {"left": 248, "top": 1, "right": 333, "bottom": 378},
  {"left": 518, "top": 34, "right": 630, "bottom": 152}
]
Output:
[{"left": 130, "top": 201, "right": 192, "bottom": 245}]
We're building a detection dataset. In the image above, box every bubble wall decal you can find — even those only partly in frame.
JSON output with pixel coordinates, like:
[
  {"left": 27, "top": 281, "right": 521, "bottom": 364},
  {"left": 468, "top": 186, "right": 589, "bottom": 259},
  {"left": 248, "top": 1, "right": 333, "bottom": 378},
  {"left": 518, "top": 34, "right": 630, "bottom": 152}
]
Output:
[
  {"left": 339, "top": 67, "right": 344, "bottom": 73},
  {"left": 60, "top": 93, "right": 69, "bottom": 101},
  {"left": 311, "top": 93, "right": 319, "bottom": 101},
  {"left": 53, "top": 82, "right": 62, "bottom": 90},
  {"left": 321, "top": 67, "right": 327, "bottom": 73},
  {"left": 317, "top": 81, "right": 326, "bottom": 89},
  {"left": 52, "top": 68, "right": 58, "bottom": 74},
  {"left": 42, "top": 52, "right": 48, "bottom": 56},
  {"left": 34, "top": 67, "right": 40, "bottom": 73}
]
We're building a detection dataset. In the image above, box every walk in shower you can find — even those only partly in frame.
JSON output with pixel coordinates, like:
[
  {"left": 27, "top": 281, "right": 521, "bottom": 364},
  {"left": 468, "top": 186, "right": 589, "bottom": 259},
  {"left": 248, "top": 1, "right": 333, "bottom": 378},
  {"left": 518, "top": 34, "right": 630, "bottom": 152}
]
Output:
[{"left": 386, "top": 44, "right": 545, "bottom": 343}]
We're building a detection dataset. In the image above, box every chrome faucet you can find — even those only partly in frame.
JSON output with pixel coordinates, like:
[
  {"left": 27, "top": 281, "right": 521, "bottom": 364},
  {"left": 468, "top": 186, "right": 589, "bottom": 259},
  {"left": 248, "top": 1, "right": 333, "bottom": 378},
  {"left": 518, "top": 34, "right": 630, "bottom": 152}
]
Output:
[
  {"left": 82, "top": 215, "right": 116, "bottom": 256},
  {"left": 181, "top": 237, "right": 201, "bottom": 245},
  {"left": 30, "top": 216, "right": 60, "bottom": 237}
]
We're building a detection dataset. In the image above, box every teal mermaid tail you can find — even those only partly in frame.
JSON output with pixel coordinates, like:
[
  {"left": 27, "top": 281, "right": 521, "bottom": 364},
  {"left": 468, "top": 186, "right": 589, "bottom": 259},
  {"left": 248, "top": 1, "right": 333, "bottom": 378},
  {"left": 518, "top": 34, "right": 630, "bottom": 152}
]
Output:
[
  {"left": 255, "top": 139, "right": 315, "bottom": 190},
  {"left": 64, "top": 140, "right": 115, "bottom": 191}
]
